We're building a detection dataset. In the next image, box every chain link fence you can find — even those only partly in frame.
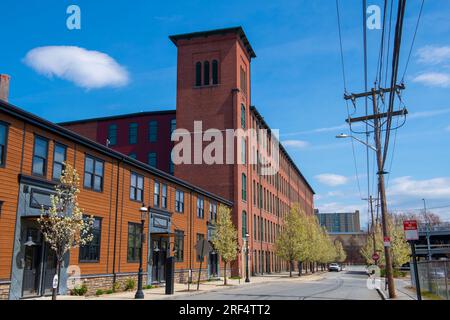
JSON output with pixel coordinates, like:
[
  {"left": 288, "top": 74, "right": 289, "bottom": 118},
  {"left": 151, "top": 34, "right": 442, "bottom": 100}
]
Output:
[{"left": 411, "top": 259, "right": 450, "bottom": 300}]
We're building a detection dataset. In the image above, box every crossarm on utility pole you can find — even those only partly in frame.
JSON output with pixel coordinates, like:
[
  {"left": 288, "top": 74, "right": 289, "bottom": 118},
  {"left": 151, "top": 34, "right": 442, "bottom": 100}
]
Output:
[{"left": 346, "top": 108, "right": 408, "bottom": 124}]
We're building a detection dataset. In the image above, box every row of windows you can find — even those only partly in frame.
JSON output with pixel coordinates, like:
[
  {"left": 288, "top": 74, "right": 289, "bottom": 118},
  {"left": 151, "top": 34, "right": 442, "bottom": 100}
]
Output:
[
  {"left": 252, "top": 179, "right": 290, "bottom": 219},
  {"left": 107, "top": 119, "right": 176, "bottom": 146},
  {"left": 252, "top": 214, "right": 279, "bottom": 244},
  {"left": 195, "top": 60, "right": 219, "bottom": 87}
]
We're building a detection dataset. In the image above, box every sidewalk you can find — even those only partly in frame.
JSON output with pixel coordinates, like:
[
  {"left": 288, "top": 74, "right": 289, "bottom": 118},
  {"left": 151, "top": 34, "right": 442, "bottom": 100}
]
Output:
[
  {"left": 377, "top": 276, "right": 424, "bottom": 300},
  {"left": 33, "top": 272, "right": 326, "bottom": 300}
]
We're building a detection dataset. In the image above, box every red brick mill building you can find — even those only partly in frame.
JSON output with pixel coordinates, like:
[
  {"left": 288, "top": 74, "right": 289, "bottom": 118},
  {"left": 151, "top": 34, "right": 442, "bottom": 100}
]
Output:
[{"left": 0, "top": 27, "right": 314, "bottom": 299}]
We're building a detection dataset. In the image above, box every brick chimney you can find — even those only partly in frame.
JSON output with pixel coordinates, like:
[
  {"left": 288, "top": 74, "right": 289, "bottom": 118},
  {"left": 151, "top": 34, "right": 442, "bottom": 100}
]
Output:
[{"left": 0, "top": 74, "right": 11, "bottom": 102}]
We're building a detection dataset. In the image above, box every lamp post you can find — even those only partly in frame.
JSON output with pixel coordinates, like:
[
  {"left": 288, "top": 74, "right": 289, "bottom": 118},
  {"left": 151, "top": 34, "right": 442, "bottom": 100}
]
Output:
[
  {"left": 245, "top": 233, "right": 250, "bottom": 283},
  {"left": 135, "top": 204, "right": 148, "bottom": 299}
]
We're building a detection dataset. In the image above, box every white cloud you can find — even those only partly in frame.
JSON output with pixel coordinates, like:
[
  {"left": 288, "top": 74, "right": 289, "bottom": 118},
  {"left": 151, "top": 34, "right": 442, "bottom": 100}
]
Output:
[
  {"left": 282, "top": 140, "right": 309, "bottom": 149},
  {"left": 409, "top": 108, "right": 450, "bottom": 119},
  {"left": 417, "top": 45, "right": 450, "bottom": 65},
  {"left": 24, "top": 46, "right": 129, "bottom": 89},
  {"left": 314, "top": 174, "right": 349, "bottom": 187},
  {"left": 388, "top": 176, "right": 450, "bottom": 199},
  {"left": 412, "top": 72, "right": 450, "bottom": 88}
]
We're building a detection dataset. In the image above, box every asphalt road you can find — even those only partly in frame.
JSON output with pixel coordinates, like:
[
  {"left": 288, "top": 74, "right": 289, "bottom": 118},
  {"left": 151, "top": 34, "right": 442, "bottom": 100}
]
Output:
[{"left": 173, "top": 266, "right": 381, "bottom": 300}]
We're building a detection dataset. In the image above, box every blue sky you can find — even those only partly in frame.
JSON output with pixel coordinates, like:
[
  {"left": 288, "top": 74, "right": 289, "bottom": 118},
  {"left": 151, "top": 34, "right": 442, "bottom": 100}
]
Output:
[{"left": 1, "top": 0, "right": 449, "bottom": 227}]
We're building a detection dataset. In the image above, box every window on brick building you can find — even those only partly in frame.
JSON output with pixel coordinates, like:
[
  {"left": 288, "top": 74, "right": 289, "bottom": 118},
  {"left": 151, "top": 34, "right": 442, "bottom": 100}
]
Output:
[
  {"left": 253, "top": 214, "right": 257, "bottom": 240},
  {"left": 210, "top": 202, "right": 217, "bottom": 222},
  {"left": 174, "top": 230, "right": 184, "bottom": 262},
  {"left": 0, "top": 122, "right": 8, "bottom": 167},
  {"left": 241, "top": 138, "right": 246, "bottom": 164},
  {"left": 242, "top": 211, "right": 247, "bottom": 238},
  {"left": 148, "top": 152, "right": 157, "bottom": 167},
  {"left": 129, "top": 122, "right": 138, "bottom": 144},
  {"left": 79, "top": 217, "right": 102, "bottom": 262},
  {"left": 169, "top": 150, "right": 174, "bottom": 174},
  {"left": 32, "top": 136, "right": 48, "bottom": 176},
  {"left": 130, "top": 172, "right": 144, "bottom": 202},
  {"left": 108, "top": 124, "right": 117, "bottom": 146},
  {"left": 203, "top": 61, "right": 210, "bottom": 86},
  {"left": 154, "top": 181, "right": 160, "bottom": 207},
  {"left": 212, "top": 60, "right": 219, "bottom": 85},
  {"left": 240, "top": 66, "right": 247, "bottom": 93},
  {"left": 242, "top": 173, "right": 247, "bottom": 201},
  {"left": 175, "top": 190, "right": 184, "bottom": 213},
  {"left": 241, "top": 104, "right": 246, "bottom": 129},
  {"left": 195, "top": 62, "right": 202, "bottom": 86},
  {"left": 170, "top": 119, "right": 176, "bottom": 135},
  {"left": 83, "top": 155, "right": 104, "bottom": 192},
  {"left": 149, "top": 120, "right": 158, "bottom": 142},
  {"left": 127, "top": 222, "right": 142, "bottom": 262},
  {"left": 129, "top": 153, "right": 137, "bottom": 159},
  {"left": 197, "top": 197, "right": 204, "bottom": 219},
  {"left": 161, "top": 183, "right": 168, "bottom": 209},
  {"left": 52, "top": 143, "right": 66, "bottom": 181}
]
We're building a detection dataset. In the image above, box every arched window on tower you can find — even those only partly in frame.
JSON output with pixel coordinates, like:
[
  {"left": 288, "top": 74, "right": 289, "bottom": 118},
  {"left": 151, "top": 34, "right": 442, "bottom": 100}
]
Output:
[
  {"left": 195, "top": 62, "right": 202, "bottom": 86},
  {"left": 212, "top": 60, "right": 219, "bottom": 85},
  {"left": 203, "top": 61, "right": 210, "bottom": 86}
]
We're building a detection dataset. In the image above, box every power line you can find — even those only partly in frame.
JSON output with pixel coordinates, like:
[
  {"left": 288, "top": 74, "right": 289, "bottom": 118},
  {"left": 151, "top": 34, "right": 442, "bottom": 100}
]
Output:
[{"left": 401, "top": 0, "right": 425, "bottom": 82}]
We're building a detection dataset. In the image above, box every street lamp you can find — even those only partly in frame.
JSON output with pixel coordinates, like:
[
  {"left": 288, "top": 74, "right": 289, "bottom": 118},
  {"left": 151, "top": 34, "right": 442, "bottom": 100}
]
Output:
[
  {"left": 335, "top": 133, "right": 378, "bottom": 152},
  {"left": 245, "top": 233, "right": 250, "bottom": 283},
  {"left": 135, "top": 203, "right": 148, "bottom": 299}
]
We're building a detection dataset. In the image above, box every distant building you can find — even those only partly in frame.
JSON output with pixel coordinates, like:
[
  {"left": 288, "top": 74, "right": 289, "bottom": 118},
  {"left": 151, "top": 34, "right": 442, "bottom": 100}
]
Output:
[{"left": 315, "top": 210, "right": 361, "bottom": 233}]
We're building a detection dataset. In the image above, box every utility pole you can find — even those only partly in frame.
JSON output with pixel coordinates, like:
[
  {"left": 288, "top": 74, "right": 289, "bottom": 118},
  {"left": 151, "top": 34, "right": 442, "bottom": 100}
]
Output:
[
  {"left": 365, "top": 196, "right": 378, "bottom": 264},
  {"left": 422, "top": 198, "right": 432, "bottom": 261},
  {"left": 344, "top": 85, "right": 407, "bottom": 299}
]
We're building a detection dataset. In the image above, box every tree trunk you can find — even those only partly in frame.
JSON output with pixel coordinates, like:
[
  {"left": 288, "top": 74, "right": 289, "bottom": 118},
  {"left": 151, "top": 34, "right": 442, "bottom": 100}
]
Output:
[
  {"left": 52, "top": 259, "right": 61, "bottom": 300},
  {"left": 223, "top": 261, "right": 227, "bottom": 286},
  {"left": 289, "top": 261, "right": 293, "bottom": 277},
  {"left": 298, "top": 261, "right": 302, "bottom": 277}
]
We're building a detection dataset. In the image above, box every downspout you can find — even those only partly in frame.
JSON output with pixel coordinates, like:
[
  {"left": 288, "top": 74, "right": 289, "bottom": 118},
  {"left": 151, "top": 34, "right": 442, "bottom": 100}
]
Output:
[{"left": 112, "top": 159, "right": 121, "bottom": 284}]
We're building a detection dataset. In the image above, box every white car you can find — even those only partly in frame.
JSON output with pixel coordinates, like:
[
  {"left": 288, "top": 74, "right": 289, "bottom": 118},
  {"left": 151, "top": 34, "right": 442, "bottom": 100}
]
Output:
[{"left": 328, "top": 263, "right": 341, "bottom": 272}]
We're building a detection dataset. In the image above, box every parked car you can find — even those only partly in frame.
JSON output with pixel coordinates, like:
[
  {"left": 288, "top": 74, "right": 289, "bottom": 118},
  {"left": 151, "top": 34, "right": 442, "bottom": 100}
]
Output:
[{"left": 328, "top": 263, "right": 341, "bottom": 272}]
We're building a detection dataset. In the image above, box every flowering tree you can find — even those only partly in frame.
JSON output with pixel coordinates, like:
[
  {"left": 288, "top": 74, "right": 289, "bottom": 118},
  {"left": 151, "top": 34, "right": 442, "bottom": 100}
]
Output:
[
  {"left": 211, "top": 205, "right": 238, "bottom": 285},
  {"left": 38, "top": 163, "right": 94, "bottom": 300}
]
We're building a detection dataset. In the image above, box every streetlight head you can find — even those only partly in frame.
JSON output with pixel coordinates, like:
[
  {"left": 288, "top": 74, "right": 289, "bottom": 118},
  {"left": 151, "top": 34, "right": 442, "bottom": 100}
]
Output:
[
  {"left": 336, "top": 133, "right": 349, "bottom": 139},
  {"left": 139, "top": 203, "right": 148, "bottom": 221},
  {"left": 245, "top": 233, "right": 250, "bottom": 239}
]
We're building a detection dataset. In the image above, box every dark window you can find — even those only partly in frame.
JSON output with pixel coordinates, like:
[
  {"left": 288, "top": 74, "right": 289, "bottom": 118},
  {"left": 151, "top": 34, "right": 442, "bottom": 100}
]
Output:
[
  {"left": 154, "top": 181, "right": 160, "bottom": 207},
  {"left": 175, "top": 190, "right": 184, "bottom": 213},
  {"left": 129, "top": 153, "right": 137, "bottom": 159},
  {"left": 242, "top": 211, "right": 247, "bottom": 238},
  {"left": 241, "top": 104, "right": 246, "bottom": 129},
  {"left": 149, "top": 120, "right": 158, "bottom": 142},
  {"left": 108, "top": 124, "right": 117, "bottom": 146},
  {"left": 161, "top": 184, "right": 168, "bottom": 209},
  {"left": 212, "top": 60, "right": 219, "bottom": 85},
  {"left": 52, "top": 143, "right": 66, "bottom": 181},
  {"left": 148, "top": 152, "right": 157, "bottom": 167},
  {"left": 203, "top": 61, "right": 210, "bottom": 86},
  {"left": 240, "top": 66, "right": 247, "bottom": 93},
  {"left": 241, "top": 138, "right": 246, "bottom": 164},
  {"left": 197, "top": 197, "right": 204, "bottom": 219},
  {"left": 253, "top": 214, "right": 257, "bottom": 240},
  {"left": 174, "top": 230, "right": 184, "bottom": 262},
  {"left": 83, "top": 155, "right": 104, "bottom": 192},
  {"left": 196, "top": 233, "right": 205, "bottom": 261},
  {"left": 79, "top": 217, "right": 102, "bottom": 262},
  {"left": 130, "top": 172, "right": 144, "bottom": 202},
  {"left": 170, "top": 119, "right": 176, "bottom": 135},
  {"left": 0, "top": 122, "right": 8, "bottom": 167},
  {"left": 195, "top": 62, "right": 202, "bottom": 86},
  {"left": 242, "top": 173, "right": 247, "bottom": 201},
  {"left": 32, "top": 136, "right": 48, "bottom": 176},
  {"left": 210, "top": 202, "right": 217, "bottom": 222},
  {"left": 129, "top": 123, "right": 138, "bottom": 144},
  {"left": 127, "top": 223, "right": 142, "bottom": 262}
]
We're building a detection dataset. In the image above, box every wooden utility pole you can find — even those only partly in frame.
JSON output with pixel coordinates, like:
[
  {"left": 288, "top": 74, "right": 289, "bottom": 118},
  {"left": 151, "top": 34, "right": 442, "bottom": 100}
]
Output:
[{"left": 344, "top": 85, "right": 407, "bottom": 299}]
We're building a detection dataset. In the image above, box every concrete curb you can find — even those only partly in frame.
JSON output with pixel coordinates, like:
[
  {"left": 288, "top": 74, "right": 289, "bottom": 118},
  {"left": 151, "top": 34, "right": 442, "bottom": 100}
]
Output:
[{"left": 376, "top": 288, "right": 387, "bottom": 300}]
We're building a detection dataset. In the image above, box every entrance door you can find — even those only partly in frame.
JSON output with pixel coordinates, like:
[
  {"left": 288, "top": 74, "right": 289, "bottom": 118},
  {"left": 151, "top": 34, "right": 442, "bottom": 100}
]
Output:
[
  {"left": 22, "top": 229, "right": 42, "bottom": 298},
  {"left": 42, "top": 245, "right": 57, "bottom": 295},
  {"left": 209, "top": 252, "right": 218, "bottom": 278},
  {"left": 151, "top": 238, "right": 168, "bottom": 283},
  {"left": 151, "top": 239, "right": 160, "bottom": 283},
  {"left": 159, "top": 239, "right": 168, "bottom": 282}
]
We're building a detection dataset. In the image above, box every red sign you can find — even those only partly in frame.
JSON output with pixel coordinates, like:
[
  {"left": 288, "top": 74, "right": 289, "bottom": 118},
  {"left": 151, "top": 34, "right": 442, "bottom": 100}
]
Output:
[
  {"left": 372, "top": 253, "right": 380, "bottom": 261},
  {"left": 383, "top": 236, "right": 391, "bottom": 247},
  {"left": 403, "top": 220, "right": 419, "bottom": 241}
]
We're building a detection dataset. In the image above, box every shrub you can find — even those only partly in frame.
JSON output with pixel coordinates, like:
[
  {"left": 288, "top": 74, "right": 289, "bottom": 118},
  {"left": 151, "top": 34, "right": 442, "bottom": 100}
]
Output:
[
  {"left": 125, "top": 278, "right": 136, "bottom": 291},
  {"left": 95, "top": 289, "right": 104, "bottom": 296},
  {"left": 71, "top": 284, "right": 88, "bottom": 296},
  {"left": 112, "top": 281, "right": 121, "bottom": 293},
  {"left": 106, "top": 289, "right": 113, "bottom": 294},
  {"left": 144, "top": 285, "right": 154, "bottom": 289}
]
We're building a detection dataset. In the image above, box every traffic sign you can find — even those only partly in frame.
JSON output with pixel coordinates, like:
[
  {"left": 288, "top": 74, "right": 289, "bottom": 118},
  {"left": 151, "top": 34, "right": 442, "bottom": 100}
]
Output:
[
  {"left": 383, "top": 236, "right": 391, "bottom": 247},
  {"left": 195, "top": 239, "right": 212, "bottom": 258},
  {"left": 403, "top": 220, "right": 419, "bottom": 241},
  {"left": 372, "top": 253, "right": 380, "bottom": 261}
]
